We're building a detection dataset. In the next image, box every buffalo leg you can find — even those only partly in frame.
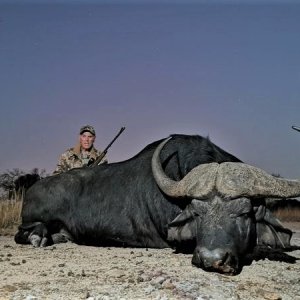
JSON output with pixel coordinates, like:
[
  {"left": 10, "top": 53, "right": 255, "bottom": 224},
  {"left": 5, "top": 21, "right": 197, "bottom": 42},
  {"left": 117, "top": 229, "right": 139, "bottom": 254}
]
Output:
[
  {"left": 51, "top": 227, "right": 74, "bottom": 244},
  {"left": 15, "top": 222, "right": 52, "bottom": 247}
]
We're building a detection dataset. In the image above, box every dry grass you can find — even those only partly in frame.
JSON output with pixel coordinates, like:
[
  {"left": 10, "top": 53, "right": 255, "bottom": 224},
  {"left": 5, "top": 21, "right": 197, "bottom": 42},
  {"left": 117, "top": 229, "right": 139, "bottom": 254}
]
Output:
[
  {"left": 273, "top": 207, "right": 300, "bottom": 222},
  {"left": 0, "top": 199, "right": 22, "bottom": 235}
]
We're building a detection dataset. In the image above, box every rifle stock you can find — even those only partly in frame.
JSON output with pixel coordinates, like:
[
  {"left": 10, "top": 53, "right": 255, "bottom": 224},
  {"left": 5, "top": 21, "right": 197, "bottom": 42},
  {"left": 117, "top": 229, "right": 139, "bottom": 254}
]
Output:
[{"left": 90, "top": 127, "right": 126, "bottom": 166}]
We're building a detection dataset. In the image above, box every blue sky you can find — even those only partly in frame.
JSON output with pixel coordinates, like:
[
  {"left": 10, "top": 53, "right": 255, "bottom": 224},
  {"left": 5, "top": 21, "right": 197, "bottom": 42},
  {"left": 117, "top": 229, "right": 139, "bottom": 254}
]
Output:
[{"left": 0, "top": 0, "right": 300, "bottom": 178}]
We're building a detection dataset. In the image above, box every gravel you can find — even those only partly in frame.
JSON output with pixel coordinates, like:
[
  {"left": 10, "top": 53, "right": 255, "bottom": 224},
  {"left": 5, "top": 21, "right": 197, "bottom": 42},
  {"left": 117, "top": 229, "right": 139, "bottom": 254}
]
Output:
[{"left": 0, "top": 222, "right": 299, "bottom": 300}]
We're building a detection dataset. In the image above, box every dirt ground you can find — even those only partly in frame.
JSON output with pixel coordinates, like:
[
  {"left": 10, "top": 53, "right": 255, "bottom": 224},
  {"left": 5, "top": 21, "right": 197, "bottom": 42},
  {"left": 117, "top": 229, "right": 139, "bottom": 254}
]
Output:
[{"left": 0, "top": 223, "right": 299, "bottom": 300}]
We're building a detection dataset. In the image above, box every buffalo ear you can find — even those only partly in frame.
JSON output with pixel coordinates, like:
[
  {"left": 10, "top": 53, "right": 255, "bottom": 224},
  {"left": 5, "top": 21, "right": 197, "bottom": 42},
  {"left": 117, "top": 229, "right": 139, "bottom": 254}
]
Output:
[
  {"left": 167, "top": 204, "right": 198, "bottom": 244},
  {"left": 255, "top": 205, "right": 292, "bottom": 248}
]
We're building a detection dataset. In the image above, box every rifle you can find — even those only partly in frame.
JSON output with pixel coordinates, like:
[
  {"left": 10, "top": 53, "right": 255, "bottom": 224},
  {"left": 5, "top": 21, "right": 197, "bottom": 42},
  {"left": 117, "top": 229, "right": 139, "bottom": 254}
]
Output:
[{"left": 90, "top": 127, "right": 126, "bottom": 166}]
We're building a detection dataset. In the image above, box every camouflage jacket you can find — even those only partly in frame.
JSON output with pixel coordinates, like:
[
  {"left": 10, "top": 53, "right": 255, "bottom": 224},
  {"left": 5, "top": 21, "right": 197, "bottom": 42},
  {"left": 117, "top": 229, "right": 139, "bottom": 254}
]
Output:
[{"left": 53, "top": 146, "right": 107, "bottom": 175}]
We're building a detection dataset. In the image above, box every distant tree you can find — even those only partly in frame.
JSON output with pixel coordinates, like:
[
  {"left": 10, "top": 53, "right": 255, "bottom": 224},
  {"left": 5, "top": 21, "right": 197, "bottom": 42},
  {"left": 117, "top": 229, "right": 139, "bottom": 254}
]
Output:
[
  {"left": 0, "top": 168, "right": 25, "bottom": 198},
  {"left": 0, "top": 168, "right": 48, "bottom": 200}
]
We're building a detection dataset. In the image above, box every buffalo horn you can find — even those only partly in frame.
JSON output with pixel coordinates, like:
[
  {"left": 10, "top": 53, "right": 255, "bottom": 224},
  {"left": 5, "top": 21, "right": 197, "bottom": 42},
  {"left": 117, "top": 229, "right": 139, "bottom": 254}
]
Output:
[
  {"left": 152, "top": 138, "right": 300, "bottom": 200},
  {"left": 151, "top": 137, "right": 218, "bottom": 198},
  {"left": 216, "top": 162, "right": 300, "bottom": 199}
]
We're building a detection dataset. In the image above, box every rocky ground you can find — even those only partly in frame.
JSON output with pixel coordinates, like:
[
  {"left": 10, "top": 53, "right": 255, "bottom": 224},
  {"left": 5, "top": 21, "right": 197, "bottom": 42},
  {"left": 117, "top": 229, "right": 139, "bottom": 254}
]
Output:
[{"left": 0, "top": 223, "right": 299, "bottom": 300}]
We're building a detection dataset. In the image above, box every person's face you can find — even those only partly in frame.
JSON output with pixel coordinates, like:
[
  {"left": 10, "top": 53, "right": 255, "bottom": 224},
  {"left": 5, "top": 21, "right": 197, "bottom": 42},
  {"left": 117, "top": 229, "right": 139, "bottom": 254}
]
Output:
[{"left": 79, "top": 132, "right": 95, "bottom": 151}]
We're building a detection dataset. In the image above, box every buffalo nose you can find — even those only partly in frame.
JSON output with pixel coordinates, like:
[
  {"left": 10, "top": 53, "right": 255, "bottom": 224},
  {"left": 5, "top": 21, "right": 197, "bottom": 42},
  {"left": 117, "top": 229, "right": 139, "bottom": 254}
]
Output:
[{"left": 192, "top": 246, "right": 238, "bottom": 275}]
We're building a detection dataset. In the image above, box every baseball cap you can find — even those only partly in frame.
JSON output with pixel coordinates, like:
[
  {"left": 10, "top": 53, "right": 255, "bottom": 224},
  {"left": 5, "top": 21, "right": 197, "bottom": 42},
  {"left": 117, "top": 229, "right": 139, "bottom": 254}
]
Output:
[{"left": 80, "top": 125, "right": 96, "bottom": 136}]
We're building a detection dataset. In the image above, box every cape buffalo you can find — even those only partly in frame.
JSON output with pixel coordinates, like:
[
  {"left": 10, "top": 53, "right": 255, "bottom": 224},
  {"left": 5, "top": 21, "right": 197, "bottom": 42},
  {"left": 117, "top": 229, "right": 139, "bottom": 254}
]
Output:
[{"left": 15, "top": 134, "right": 298, "bottom": 275}]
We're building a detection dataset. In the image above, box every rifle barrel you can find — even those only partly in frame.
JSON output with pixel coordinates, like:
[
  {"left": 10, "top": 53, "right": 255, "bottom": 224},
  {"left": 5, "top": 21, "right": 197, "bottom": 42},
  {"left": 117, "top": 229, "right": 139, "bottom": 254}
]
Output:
[
  {"left": 292, "top": 126, "right": 300, "bottom": 132},
  {"left": 91, "top": 126, "right": 126, "bottom": 166},
  {"left": 103, "top": 127, "right": 125, "bottom": 152}
]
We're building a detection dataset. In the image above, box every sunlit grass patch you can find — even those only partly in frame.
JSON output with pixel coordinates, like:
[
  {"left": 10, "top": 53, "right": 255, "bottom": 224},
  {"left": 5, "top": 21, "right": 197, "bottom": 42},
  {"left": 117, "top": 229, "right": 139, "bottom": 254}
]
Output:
[
  {"left": 273, "top": 207, "right": 300, "bottom": 222},
  {"left": 0, "top": 198, "right": 22, "bottom": 235}
]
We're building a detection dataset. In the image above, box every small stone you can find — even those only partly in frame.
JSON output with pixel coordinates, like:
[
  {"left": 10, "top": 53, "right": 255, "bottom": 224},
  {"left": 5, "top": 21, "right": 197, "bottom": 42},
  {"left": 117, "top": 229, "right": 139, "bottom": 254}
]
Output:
[
  {"left": 162, "top": 279, "right": 175, "bottom": 290},
  {"left": 110, "top": 269, "right": 126, "bottom": 278},
  {"left": 136, "top": 252, "right": 143, "bottom": 257},
  {"left": 25, "top": 296, "right": 38, "bottom": 300},
  {"left": 260, "top": 290, "right": 282, "bottom": 300},
  {"left": 151, "top": 276, "right": 166, "bottom": 287},
  {"left": 144, "top": 285, "right": 156, "bottom": 294}
]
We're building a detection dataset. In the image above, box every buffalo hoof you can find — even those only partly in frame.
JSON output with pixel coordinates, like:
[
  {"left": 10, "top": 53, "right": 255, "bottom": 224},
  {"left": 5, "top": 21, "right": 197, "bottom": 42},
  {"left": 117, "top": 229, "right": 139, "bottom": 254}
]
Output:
[
  {"left": 29, "top": 233, "right": 49, "bottom": 247},
  {"left": 51, "top": 227, "right": 74, "bottom": 244},
  {"left": 14, "top": 230, "right": 30, "bottom": 245}
]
